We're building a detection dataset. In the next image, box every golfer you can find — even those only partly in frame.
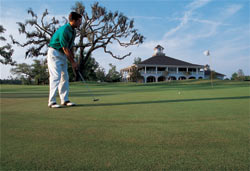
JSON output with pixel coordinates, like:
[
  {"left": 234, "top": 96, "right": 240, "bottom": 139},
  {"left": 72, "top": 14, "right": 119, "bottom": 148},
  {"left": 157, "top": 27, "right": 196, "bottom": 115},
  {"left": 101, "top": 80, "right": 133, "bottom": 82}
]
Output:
[{"left": 47, "top": 12, "right": 82, "bottom": 108}]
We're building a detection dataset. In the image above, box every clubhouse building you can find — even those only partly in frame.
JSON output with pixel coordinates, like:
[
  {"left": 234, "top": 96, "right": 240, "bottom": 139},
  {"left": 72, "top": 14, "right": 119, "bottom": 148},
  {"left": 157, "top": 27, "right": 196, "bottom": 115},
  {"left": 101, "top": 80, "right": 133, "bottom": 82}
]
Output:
[{"left": 121, "top": 45, "right": 225, "bottom": 83}]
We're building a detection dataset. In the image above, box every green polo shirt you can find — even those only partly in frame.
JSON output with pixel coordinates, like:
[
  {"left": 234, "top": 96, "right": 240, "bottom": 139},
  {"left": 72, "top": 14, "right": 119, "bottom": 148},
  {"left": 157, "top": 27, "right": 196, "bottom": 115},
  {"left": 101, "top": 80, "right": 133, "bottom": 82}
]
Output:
[{"left": 49, "top": 23, "right": 76, "bottom": 53}]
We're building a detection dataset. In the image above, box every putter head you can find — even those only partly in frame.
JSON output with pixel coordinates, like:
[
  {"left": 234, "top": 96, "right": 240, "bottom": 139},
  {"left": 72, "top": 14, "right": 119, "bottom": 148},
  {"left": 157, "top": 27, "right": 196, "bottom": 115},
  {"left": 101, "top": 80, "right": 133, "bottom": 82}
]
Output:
[{"left": 93, "top": 98, "right": 99, "bottom": 102}]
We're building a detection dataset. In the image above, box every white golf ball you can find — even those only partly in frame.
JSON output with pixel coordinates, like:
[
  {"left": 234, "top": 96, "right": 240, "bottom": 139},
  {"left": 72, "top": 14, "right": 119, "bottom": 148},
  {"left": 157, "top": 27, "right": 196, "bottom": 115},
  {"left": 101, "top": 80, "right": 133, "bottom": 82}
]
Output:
[{"left": 178, "top": 91, "right": 181, "bottom": 95}]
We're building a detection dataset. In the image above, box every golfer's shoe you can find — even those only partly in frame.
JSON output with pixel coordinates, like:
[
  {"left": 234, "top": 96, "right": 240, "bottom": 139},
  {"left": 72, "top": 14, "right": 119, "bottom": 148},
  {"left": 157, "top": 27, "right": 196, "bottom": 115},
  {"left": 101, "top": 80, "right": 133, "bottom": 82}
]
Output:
[
  {"left": 48, "top": 103, "right": 61, "bottom": 108},
  {"left": 62, "top": 101, "right": 76, "bottom": 106}
]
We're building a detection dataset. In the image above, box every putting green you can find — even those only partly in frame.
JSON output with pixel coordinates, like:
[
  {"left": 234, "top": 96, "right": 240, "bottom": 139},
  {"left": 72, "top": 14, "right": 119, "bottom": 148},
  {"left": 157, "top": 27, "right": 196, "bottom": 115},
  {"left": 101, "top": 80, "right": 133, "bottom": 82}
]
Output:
[{"left": 1, "top": 80, "right": 249, "bottom": 170}]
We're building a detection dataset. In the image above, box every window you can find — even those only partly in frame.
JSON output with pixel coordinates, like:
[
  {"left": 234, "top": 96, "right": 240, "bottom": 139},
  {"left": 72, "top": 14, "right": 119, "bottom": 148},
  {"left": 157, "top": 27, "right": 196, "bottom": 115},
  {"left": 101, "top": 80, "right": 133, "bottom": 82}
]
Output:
[{"left": 168, "top": 67, "right": 177, "bottom": 72}]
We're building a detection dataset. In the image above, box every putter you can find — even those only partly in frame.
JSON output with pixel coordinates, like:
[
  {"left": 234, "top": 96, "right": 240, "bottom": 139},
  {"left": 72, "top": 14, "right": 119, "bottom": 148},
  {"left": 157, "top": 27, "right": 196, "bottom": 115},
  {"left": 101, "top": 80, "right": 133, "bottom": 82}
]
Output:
[{"left": 78, "top": 71, "right": 99, "bottom": 102}]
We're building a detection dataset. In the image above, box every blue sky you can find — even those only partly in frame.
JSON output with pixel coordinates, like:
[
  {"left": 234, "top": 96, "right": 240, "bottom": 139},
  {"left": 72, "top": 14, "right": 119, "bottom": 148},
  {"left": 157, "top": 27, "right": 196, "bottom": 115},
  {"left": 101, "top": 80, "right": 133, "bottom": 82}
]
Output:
[{"left": 0, "top": 0, "right": 249, "bottom": 79}]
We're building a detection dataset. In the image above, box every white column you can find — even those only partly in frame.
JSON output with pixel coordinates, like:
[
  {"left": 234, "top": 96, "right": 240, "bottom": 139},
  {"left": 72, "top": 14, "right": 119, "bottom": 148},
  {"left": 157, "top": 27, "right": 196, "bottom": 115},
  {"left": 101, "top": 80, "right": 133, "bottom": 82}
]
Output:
[
  {"left": 156, "top": 66, "right": 158, "bottom": 74},
  {"left": 177, "top": 67, "right": 179, "bottom": 74},
  {"left": 166, "top": 67, "right": 168, "bottom": 80},
  {"left": 145, "top": 66, "right": 146, "bottom": 74}
]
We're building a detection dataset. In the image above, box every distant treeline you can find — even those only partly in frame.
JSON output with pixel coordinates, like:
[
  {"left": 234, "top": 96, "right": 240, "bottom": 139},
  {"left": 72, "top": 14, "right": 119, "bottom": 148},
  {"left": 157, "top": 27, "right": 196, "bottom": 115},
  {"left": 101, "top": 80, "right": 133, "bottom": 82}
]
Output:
[{"left": 0, "top": 79, "right": 22, "bottom": 84}]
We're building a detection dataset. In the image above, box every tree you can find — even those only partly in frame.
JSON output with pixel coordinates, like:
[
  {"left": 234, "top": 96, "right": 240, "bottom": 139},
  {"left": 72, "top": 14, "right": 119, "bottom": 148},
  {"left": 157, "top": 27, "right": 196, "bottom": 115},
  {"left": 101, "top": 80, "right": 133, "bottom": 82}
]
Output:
[
  {"left": 245, "top": 76, "right": 250, "bottom": 81},
  {"left": 77, "top": 54, "right": 99, "bottom": 81},
  {"left": 237, "top": 69, "right": 244, "bottom": 77},
  {"left": 10, "top": 59, "right": 48, "bottom": 85},
  {"left": 10, "top": 9, "right": 59, "bottom": 58},
  {"left": 231, "top": 72, "right": 238, "bottom": 80},
  {"left": 95, "top": 67, "right": 106, "bottom": 82},
  {"left": 10, "top": 63, "right": 33, "bottom": 84},
  {"left": 67, "top": 52, "right": 99, "bottom": 81},
  {"left": 31, "top": 59, "right": 49, "bottom": 84},
  {"left": 106, "top": 63, "right": 121, "bottom": 82},
  {"left": 133, "top": 57, "right": 142, "bottom": 65},
  {"left": 0, "top": 25, "right": 15, "bottom": 65},
  {"left": 237, "top": 69, "right": 245, "bottom": 81},
  {"left": 10, "top": 2, "right": 145, "bottom": 80},
  {"left": 129, "top": 65, "right": 143, "bottom": 82},
  {"left": 129, "top": 57, "right": 143, "bottom": 82},
  {"left": 231, "top": 69, "right": 245, "bottom": 81}
]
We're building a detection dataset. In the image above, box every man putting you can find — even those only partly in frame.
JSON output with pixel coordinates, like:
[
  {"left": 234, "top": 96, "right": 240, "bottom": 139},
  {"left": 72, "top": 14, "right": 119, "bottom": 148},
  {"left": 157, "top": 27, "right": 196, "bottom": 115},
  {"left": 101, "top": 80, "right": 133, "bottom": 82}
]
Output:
[{"left": 47, "top": 12, "right": 82, "bottom": 108}]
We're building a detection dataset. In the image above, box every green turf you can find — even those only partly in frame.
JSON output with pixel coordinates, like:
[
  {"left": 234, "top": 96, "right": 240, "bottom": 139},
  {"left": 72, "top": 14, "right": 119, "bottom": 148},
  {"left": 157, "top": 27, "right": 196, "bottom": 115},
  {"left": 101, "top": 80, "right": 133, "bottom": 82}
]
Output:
[{"left": 1, "top": 80, "right": 249, "bottom": 170}]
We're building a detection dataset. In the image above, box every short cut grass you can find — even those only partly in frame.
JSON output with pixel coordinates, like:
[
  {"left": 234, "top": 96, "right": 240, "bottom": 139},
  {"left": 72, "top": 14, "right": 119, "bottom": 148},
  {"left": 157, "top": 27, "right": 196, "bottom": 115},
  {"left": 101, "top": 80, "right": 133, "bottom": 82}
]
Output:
[{"left": 1, "top": 80, "right": 249, "bottom": 170}]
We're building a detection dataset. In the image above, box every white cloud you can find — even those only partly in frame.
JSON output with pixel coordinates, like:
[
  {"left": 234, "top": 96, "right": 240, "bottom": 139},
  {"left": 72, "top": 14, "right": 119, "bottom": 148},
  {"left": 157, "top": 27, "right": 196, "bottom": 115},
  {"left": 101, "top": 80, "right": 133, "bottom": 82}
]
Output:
[
  {"left": 223, "top": 4, "right": 243, "bottom": 16},
  {"left": 187, "top": 0, "right": 213, "bottom": 10},
  {"left": 164, "top": 0, "right": 214, "bottom": 39},
  {"left": 164, "top": 11, "right": 192, "bottom": 38},
  {"left": 130, "top": 16, "right": 163, "bottom": 20}
]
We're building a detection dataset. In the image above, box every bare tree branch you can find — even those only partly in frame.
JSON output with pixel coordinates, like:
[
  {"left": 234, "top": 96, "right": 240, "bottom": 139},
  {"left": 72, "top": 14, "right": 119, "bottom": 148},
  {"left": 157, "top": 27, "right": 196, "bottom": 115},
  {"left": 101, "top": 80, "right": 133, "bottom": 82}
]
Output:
[
  {"left": 10, "top": 8, "right": 60, "bottom": 58},
  {"left": 0, "top": 25, "right": 15, "bottom": 65},
  {"left": 104, "top": 47, "right": 132, "bottom": 60},
  {"left": 11, "top": 1, "right": 145, "bottom": 79}
]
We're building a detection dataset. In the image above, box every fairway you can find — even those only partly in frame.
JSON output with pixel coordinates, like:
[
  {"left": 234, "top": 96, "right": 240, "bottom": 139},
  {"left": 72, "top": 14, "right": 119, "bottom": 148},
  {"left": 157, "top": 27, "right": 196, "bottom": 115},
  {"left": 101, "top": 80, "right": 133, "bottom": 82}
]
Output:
[{"left": 1, "top": 80, "right": 249, "bottom": 170}]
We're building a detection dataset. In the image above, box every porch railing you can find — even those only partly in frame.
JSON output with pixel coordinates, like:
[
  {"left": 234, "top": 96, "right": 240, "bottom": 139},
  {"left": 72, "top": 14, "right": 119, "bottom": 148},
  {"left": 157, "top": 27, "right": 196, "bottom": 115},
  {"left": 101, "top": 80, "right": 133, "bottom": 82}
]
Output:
[{"left": 139, "top": 71, "right": 204, "bottom": 75}]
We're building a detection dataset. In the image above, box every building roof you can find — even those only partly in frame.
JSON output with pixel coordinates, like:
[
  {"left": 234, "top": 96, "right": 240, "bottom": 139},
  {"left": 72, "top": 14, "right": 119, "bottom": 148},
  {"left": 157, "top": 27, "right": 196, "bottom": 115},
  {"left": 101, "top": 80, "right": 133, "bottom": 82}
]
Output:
[{"left": 138, "top": 55, "right": 203, "bottom": 67}]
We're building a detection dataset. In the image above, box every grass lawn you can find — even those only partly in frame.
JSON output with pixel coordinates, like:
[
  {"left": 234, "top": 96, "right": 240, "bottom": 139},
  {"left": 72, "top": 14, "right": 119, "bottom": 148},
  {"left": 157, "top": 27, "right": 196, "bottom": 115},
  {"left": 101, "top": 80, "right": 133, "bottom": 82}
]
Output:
[{"left": 1, "top": 80, "right": 249, "bottom": 170}]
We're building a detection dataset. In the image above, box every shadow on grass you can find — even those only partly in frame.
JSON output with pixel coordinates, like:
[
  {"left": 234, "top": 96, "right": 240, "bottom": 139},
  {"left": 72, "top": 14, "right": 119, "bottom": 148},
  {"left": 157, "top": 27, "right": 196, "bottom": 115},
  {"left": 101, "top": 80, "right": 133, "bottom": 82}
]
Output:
[
  {"left": 0, "top": 92, "right": 113, "bottom": 98},
  {"left": 76, "top": 96, "right": 250, "bottom": 107}
]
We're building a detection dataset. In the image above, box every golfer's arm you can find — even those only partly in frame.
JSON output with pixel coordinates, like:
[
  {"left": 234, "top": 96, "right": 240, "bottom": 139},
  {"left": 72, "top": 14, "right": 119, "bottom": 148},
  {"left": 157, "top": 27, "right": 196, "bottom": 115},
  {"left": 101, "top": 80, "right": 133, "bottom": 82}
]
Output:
[{"left": 62, "top": 47, "right": 75, "bottom": 64}]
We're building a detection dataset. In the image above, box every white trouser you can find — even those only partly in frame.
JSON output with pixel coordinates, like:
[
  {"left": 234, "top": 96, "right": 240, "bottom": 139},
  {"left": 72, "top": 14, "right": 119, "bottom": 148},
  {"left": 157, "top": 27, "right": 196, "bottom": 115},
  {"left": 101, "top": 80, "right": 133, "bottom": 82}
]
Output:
[{"left": 47, "top": 47, "right": 69, "bottom": 105}]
